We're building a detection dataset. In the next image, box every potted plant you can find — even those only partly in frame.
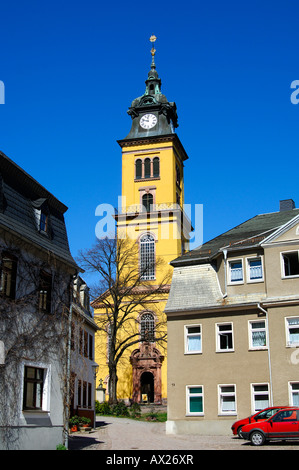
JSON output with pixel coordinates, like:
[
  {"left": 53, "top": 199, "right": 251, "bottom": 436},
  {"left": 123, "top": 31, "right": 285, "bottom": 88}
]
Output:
[
  {"left": 79, "top": 416, "right": 91, "bottom": 431},
  {"left": 69, "top": 415, "right": 80, "bottom": 432}
]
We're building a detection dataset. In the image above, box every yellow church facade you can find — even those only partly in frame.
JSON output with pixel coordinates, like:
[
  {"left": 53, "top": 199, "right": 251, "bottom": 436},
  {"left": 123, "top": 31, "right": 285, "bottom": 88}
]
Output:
[{"left": 93, "top": 37, "right": 191, "bottom": 404}]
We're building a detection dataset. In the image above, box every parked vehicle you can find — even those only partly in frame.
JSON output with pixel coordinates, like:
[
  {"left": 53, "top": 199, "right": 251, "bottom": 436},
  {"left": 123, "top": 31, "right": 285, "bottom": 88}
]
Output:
[
  {"left": 231, "top": 406, "right": 289, "bottom": 438},
  {"left": 241, "top": 407, "right": 299, "bottom": 446}
]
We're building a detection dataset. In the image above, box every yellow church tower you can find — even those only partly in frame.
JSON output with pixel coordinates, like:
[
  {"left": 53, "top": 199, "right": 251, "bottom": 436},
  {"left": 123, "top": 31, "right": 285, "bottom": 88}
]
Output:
[{"left": 93, "top": 36, "right": 190, "bottom": 405}]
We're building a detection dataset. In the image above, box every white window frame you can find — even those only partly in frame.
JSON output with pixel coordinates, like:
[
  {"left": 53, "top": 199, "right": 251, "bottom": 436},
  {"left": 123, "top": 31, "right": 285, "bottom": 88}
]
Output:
[
  {"left": 186, "top": 385, "right": 204, "bottom": 416},
  {"left": 248, "top": 319, "right": 267, "bottom": 350},
  {"left": 139, "top": 233, "right": 156, "bottom": 281},
  {"left": 285, "top": 316, "right": 299, "bottom": 347},
  {"left": 218, "top": 384, "right": 237, "bottom": 416},
  {"left": 216, "top": 322, "right": 234, "bottom": 352},
  {"left": 251, "top": 383, "right": 270, "bottom": 413},
  {"left": 227, "top": 258, "right": 244, "bottom": 285},
  {"left": 21, "top": 361, "right": 51, "bottom": 415},
  {"left": 246, "top": 256, "right": 264, "bottom": 283},
  {"left": 288, "top": 382, "right": 299, "bottom": 406},
  {"left": 281, "top": 250, "right": 299, "bottom": 279},
  {"left": 184, "top": 324, "right": 202, "bottom": 354}
]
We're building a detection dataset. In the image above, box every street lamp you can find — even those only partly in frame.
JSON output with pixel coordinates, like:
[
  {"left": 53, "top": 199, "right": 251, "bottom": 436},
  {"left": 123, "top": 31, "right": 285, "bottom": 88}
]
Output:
[{"left": 91, "top": 363, "right": 99, "bottom": 380}]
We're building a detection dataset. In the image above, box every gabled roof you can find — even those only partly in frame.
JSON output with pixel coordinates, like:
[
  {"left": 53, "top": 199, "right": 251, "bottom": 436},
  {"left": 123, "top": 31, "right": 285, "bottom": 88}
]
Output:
[{"left": 172, "top": 208, "right": 299, "bottom": 267}]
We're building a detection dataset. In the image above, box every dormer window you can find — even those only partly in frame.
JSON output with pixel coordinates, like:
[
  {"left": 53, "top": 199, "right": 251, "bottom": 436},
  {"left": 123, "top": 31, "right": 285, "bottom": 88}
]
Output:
[
  {"left": 73, "top": 276, "right": 90, "bottom": 312},
  {"left": 228, "top": 260, "right": 244, "bottom": 284},
  {"left": 247, "top": 257, "right": 263, "bottom": 282},
  {"left": 83, "top": 290, "right": 90, "bottom": 310},
  {"left": 80, "top": 285, "right": 90, "bottom": 311},
  {"left": 40, "top": 211, "right": 48, "bottom": 232},
  {"left": 32, "top": 199, "right": 50, "bottom": 236}
]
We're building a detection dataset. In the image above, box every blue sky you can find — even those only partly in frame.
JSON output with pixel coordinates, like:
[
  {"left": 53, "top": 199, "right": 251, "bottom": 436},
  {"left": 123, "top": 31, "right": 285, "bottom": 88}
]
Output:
[{"left": 1, "top": 0, "right": 299, "bottom": 277}]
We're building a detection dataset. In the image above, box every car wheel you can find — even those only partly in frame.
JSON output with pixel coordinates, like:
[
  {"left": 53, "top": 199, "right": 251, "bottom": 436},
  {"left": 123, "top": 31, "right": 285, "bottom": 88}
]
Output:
[
  {"left": 237, "top": 426, "right": 243, "bottom": 438},
  {"left": 250, "top": 431, "right": 265, "bottom": 446}
]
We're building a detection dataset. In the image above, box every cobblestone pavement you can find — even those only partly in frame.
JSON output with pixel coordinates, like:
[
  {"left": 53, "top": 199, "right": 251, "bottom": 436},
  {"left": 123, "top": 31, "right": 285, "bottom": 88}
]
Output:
[{"left": 68, "top": 416, "right": 299, "bottom": 451}]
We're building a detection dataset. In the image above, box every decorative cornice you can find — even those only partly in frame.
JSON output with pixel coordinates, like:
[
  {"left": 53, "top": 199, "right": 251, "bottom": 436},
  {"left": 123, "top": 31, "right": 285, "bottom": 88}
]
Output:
[
  {"left": 117, "top": 134, "right": 189, "bottom": 161},
  {"left": 91, "top": 284, "right": 171, "bottom": 309}
]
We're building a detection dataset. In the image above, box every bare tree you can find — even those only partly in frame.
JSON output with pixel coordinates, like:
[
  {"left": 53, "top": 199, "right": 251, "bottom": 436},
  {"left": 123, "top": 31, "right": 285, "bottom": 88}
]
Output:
[
  {"left": 0, "top": 235, "right": 72, "bottom": 449},
  {"left": 77, "top": 236, "right": 171, "bottom": 404}
]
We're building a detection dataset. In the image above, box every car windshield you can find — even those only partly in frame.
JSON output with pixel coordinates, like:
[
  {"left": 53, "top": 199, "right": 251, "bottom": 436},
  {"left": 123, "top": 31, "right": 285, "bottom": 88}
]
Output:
[{"left": 256, "top": 409, "right": 276, "bottom": 419}]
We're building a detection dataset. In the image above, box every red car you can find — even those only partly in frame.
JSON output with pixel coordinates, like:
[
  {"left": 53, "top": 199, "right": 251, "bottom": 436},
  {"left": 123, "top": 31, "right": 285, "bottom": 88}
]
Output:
[
  {"left": 241, "top": 407, "right": 299, "bottom": 446},
  {"left": 231, "top": 406, "right": 289, "bottom": 438}
]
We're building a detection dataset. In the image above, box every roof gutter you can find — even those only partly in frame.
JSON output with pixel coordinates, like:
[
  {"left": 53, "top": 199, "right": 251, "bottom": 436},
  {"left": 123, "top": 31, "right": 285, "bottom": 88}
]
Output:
[{"left": 165, "top": 301, "right": 262, "bottom": 316}]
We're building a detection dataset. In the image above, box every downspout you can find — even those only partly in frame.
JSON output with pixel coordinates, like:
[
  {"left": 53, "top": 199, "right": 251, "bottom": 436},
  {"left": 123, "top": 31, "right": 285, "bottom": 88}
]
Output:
[
  {"left": 257, "top": 303, "right": 273, "bottom": 406},
  {"left": 223, "top": 249, "right": 228, "bottom": 298},
  {"left": 64, "top": 301, "right": 73, "bottom": 450}
]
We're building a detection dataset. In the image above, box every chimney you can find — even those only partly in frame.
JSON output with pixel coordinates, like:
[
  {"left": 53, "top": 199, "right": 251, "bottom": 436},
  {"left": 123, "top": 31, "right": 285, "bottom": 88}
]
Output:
[{"left": 280, "top": 199, "right": 295, "bottom": 212}]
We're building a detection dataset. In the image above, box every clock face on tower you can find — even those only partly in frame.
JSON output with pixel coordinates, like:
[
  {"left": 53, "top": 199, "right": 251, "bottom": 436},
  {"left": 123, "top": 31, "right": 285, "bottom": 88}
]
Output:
[{"left": 139, "top": 113, "right": 157, "bottom": 129}]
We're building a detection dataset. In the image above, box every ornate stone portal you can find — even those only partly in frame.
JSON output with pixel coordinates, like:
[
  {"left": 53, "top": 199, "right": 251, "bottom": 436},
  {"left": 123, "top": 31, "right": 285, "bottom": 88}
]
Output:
[{"left": 130, "top": 342, "right": 164, "bottom": 404}]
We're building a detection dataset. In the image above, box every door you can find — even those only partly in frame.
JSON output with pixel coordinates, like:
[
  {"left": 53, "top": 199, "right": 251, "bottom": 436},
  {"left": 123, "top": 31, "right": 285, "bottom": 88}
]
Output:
[
  {"left": 269, "top": 409, "right": 299, "bottom": 438},
  {"left": 140, "top": 372, "right": 154, "bottom": 403}
]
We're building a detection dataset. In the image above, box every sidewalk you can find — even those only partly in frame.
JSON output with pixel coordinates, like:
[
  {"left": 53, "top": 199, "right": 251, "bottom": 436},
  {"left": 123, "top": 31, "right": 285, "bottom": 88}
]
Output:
[{"left": 68, "top": 415, "right": 299, "bottom": 451}]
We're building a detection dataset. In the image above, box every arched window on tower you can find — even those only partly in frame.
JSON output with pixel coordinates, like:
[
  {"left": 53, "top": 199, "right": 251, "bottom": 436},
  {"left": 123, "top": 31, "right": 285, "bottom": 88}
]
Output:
[
  {"left": 153, "top": 157, "right": 160, "bottom": 178},
  {"left": 144, "top": 158, "right": 151, "bottom": 178},
  {"left": 142, "top": 193, "right": 153, "bottom": 212},
  {"left": 140, "top": 233, "right": 155, "bottom": 280},
  {"left": 176, "top": 164, "right": 181, "bottom": 186},
  {"left": 140, "top": 313, "right": 155, "bottom": 342},
  {"left": 135, "top": 159, "right": 142, "bottom": 180}
]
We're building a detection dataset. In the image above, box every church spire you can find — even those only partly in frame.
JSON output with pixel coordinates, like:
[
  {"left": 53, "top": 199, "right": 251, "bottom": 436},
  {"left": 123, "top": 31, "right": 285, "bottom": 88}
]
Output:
[
  {"left": 122, "top": 35, "right": 179, "bottom": 140},
  {"left": 145, "top": 35, "right": 161, "bottom": 96}
]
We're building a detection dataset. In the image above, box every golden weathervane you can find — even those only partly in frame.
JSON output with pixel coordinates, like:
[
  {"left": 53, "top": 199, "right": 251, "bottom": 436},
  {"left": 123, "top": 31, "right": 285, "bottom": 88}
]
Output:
[{"left": 150, "top": 35, "right": 157, "bottom": 58}]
